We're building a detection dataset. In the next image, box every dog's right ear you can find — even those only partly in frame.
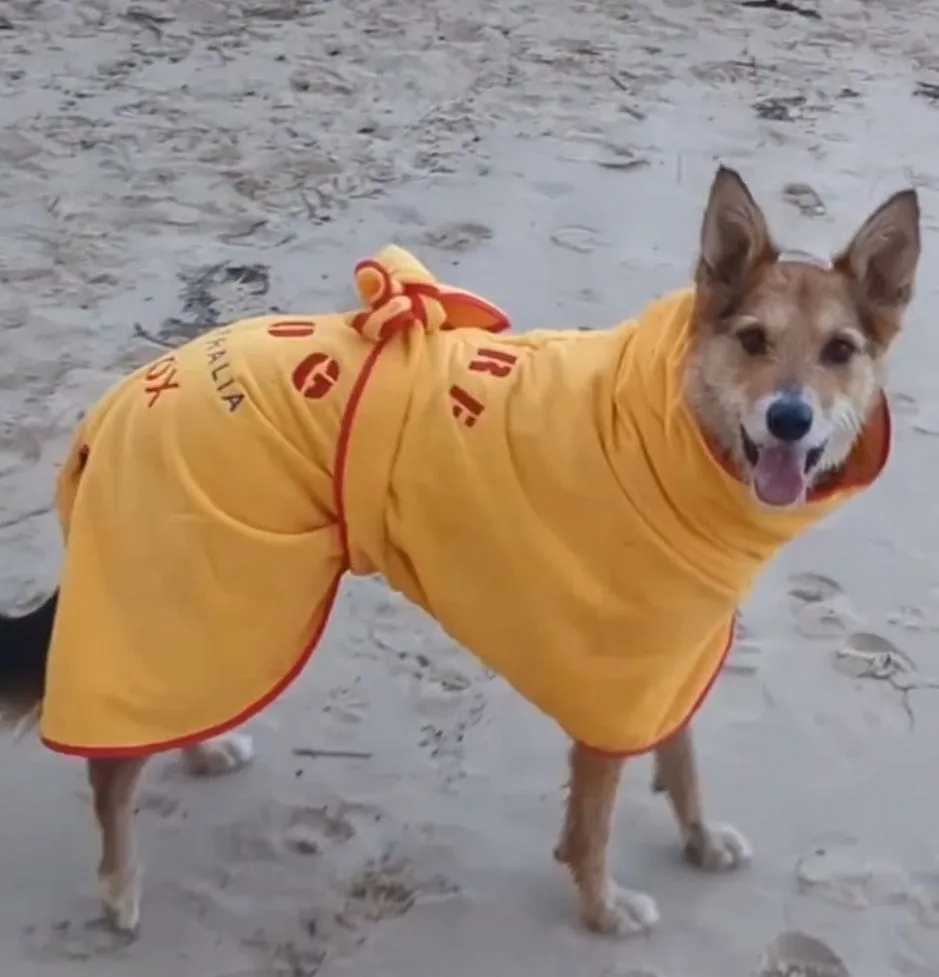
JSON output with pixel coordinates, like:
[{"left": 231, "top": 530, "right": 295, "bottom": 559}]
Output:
[{"left": 695, "top": 166, "right": 777, "bottom": 297}]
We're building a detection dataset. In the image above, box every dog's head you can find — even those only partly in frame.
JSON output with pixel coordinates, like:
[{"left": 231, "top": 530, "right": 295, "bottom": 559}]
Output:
[{"left": 685, "top": 166, "right": 920, "bottom": 509}]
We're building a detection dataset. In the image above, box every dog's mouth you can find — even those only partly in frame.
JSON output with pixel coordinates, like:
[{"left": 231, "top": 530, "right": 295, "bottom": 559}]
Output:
[{"left": 740, "top": 427, "right": 825, "bottom": 508}]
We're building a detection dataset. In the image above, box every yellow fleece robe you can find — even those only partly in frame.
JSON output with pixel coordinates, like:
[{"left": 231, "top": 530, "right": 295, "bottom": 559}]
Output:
[{"left": 40, "top": 247, "right": 890, "bottom": 757}]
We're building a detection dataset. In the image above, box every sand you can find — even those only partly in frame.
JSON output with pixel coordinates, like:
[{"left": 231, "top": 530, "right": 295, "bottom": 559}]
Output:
[{"left": 2, "top": 0, "right": 939, "bottom": 973}]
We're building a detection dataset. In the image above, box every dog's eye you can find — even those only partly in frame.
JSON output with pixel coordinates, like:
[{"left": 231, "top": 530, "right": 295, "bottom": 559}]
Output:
[
  {"left": 735, "top": 325, "right": 769, "bottom": 357},
  {"left": 821, "top": 337, "right": 857, "bottom": 365}
]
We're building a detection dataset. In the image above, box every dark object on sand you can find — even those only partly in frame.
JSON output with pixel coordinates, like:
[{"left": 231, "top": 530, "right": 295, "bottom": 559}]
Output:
[
  {"left": 742, "top": 0, "right": 821, "bottom": 20},
  {"left": 135, "top": 264, "right": 273, "bottom": 349},
  {"left": 914, "top": 81, "right": 939, "bottom": 105},
  {"left": 752, "top": 95, "right": 806, "bottom": 122}
]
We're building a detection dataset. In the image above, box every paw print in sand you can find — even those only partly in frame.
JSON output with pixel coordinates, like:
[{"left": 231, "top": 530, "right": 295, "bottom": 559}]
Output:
[
  {"left": 787, "top": 572, "right": 859, "bottom": 639},
  {"left": 756, "top": 930, "right": 850, "bottom": 977}
]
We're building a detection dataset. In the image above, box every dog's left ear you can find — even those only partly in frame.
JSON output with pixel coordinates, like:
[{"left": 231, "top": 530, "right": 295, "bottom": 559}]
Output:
[{"left": 833, "top": 189, "right": 921, "bottom": 345}]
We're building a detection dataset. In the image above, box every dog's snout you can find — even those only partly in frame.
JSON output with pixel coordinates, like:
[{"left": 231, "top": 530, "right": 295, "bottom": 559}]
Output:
[{"left": 765, "top": 395, "right": 813, "bottom": 443}]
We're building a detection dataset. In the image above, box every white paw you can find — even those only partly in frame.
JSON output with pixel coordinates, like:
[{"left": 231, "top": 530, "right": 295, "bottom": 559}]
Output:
[
  {"left": 99, "top": 868, "right": 141, "bottom": 934},
  {"left": 685, "top": 821, "right": 752, "bottom": 872},
  {"left": 583, "top": 883, "right": 660, "bottom": 938},
  {"left": 183, "top": 732, "right": 255, "bottom": 777}
]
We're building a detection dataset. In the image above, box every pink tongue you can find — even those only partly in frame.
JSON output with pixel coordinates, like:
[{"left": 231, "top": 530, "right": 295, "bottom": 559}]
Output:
[{"left": 753, "top": 445, "right": 807, "bottom": 506}]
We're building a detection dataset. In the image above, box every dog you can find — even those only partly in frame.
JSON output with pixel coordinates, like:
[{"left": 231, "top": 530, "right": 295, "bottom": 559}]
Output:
[{"left": 0, "top": 166, "right": 920, "bottom": 938}]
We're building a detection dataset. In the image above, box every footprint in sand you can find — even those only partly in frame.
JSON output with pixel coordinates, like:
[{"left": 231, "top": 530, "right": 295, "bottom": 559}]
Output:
[
  {"left": 788, "top": 573, "right": 842, "bottom": 604},
  {"left": 723, "top": 612, "right": 764, "bottom": 674},
  {"left": 392, "top": 645, "right": 475, "bottom": 696},
  {"left": 324, "top": 682, "right": 369, "bottom": 725},
  {"left": 21, "top": 915, "right": 137, "bottom": 963},
  {"left": 421, "top": 221, "right": 493, "bottom": 253},
  {"left": 217, "top": 800, "right": 373, "bottom": 862},
  {"left": 340, "top": 849, "right": 459, "bottom": 927},
  {"left": 795, "top": 844, "right": 910, "bottom": 910},
  {"left": 134, "top": 786, "right": 185, "bottom": 822},
  {"left": 417, "top": 688, "right": 489, "bottom": 791},
  {"left": 887, "top": 604, "right": 931, "bottom": 632},
  {"left": 831, "top": 632, "right": 916, "bottom": 682},
  {"left": 734, "top": 612, "right": 752, "bottom": 640},
  {"left": 155, "top": 263, "right": 271, "bottom": 346},
  {"left": 787, "top": 572, "right": 858, "bottom": 639},
  {"left": 532, "top": 179, "right": 574, "bottom": 199},
  {"left": 830, "top": 632, "right": 939, "bottom": 726},
  {"left": 557, "top": 141, "right": 649, "bottom": 171},
  {"left": 782, "top": 182, "right": 826, "bottom": 217},
  {"left": 76, "top": 782, "right": 187, "bottom": 826},
  {"left": 724, "top": 640, "right": 763, "bottom": 675},
  {"left": 756, "top": 930, "right": 850, "bottom": 977},
  {"left": 550, "top": 224, "right": 606, "bottom": 254}
]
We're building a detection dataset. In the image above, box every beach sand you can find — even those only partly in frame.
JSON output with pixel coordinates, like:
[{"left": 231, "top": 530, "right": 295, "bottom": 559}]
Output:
[{"left": 2, "top": 0, "right": 939, "bottom": 973}]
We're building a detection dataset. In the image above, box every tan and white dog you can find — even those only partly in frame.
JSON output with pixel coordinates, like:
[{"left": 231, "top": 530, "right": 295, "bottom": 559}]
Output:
[{"left": 0, "top": 166, "right": 920, "bottom": 938}]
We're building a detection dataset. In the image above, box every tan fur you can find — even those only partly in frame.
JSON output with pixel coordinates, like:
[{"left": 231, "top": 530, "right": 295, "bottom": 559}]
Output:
[
  {"left": 89, "top": 757, "right": 147, "bottom": 932},
  {"left": 61, "top": 167, "right": 923, "bottom": 940}
]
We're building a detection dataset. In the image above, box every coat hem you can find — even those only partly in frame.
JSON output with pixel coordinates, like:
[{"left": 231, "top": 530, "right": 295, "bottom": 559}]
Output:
[
  {"left": 41, "top": 572, "right": 345, "bottom": 759},
  {"left": 577, "top": 614, "right": 736, "bottom": 758}
]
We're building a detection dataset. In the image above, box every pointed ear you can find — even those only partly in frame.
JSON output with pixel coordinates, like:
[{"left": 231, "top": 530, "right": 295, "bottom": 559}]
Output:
[
  {"left": 833, "top": 189, "right": 920, "bottom": 338},
  {"left": 695, "top": 166, "right": 777, "bottom": 295}
]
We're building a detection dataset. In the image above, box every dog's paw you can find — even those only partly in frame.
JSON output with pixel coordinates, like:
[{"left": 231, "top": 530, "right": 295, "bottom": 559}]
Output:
[
  {"left": 182, "top": 732, "right": 255, "bottom": 777},
  {"left": 582, "top": 882, "right": 660, "bottom": 938},
  {"left": 98, "top": 867, "right": 141, "bottom": 935},
  {"left": 683, "top": 821, "right": 752, "bottom": 872}
]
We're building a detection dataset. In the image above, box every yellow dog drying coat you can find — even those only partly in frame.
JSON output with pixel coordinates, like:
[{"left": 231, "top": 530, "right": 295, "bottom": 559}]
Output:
[{"left": 41, "top": 248, "right": 890, "bottom": 757}]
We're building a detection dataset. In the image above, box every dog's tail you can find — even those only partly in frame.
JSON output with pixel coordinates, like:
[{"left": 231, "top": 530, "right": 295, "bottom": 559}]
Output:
[{"left": 0, "top": 590, "right": 56, "bottom": 736}]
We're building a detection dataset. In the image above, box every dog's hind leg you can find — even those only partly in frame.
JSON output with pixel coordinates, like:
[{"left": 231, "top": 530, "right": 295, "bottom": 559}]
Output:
[
  {"left": 181, "top": 732, "right": 255, "bottom": 777},
  {"left": 87, "top": 756, "right": 148, "bottom": 933},
  {"left": 554, "top": 742, "right": 659, "bottom": 937},
  {"left": 652, "top": 726, "right": 752, "bottom": 872}
]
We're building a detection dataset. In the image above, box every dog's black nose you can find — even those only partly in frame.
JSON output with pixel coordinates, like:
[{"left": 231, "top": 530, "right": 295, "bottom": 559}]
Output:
[{"left": 766, "top": 395, "right": 813, "bottom": 442}]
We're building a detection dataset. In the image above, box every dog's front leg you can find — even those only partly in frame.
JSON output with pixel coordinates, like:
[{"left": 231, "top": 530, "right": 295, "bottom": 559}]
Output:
[
  {"left": 652, "top": 726, "right": 751, "bottom": 871},
  {"left": 554, "top": 741, "right": 659, "bottom": 937}
]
